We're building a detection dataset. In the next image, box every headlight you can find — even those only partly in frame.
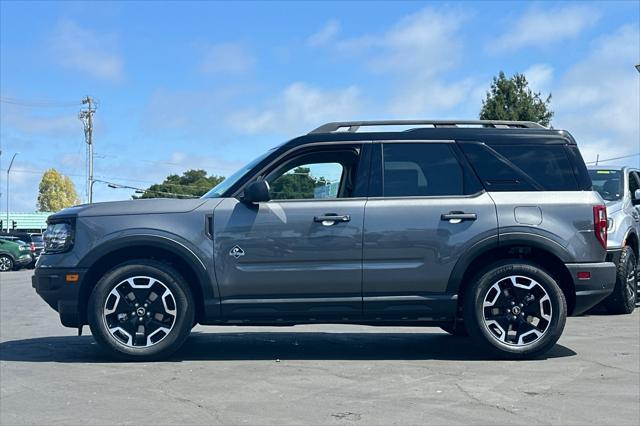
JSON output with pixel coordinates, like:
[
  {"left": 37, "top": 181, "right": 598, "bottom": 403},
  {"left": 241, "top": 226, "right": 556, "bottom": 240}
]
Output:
[{"left": 43, "top": 222, "right": 74, "bottom": 253}]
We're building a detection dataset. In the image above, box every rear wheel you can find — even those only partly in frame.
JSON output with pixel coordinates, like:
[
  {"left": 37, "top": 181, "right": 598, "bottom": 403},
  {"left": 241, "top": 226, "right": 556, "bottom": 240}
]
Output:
[
  {"left": 88, "top": 261, "right": 194, "bottom": 360},
  {"left": 463, "top": 261, "right": 567, "bottom": 359},
  {"left": 0, "top": 255, "right": 13, "bottom": 272},
  {"left": 604, "top": 247, "right": 636, "bottom": 314}
]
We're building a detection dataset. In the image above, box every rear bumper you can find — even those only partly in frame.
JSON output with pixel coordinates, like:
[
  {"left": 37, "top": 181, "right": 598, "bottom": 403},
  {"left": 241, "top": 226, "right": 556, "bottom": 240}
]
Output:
[
  {"left": 15, "top": 254, "right": 32, "bottom": 267},
  {"left": 32, "top": 267, "right": 86, "bottom": 327},
  {"left": 565, "top": 262, "right": 616, "bottom": 316}
]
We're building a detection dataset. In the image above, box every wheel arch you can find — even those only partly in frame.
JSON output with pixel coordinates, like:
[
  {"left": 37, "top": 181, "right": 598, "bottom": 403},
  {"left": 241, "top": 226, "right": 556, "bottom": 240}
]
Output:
[
  {"left": 448, "top": 239, "right": 576, "bottom": 315},
  {"left": 77, "top": 235, "right": 214, "bottom": 325},
  {"left": 623, "top": 230, "right": 639, "bottom": 259}
]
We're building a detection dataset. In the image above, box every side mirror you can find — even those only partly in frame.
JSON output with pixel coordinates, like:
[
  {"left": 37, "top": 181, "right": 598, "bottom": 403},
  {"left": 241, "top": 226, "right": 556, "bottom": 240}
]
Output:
[
  {"left": 242, "top": 180, "right": 271, "bottom": 203},
  {"left": 633, "top": 189, "right": 640, "bottom": 205}
]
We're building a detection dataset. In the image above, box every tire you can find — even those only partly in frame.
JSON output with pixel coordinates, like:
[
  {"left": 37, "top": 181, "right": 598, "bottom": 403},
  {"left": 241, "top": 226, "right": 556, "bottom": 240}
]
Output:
[
  {"left": 604, "top": 247, "right": 637, "bottom": 315},
  {"left": 87, "top": 260, "right": 195, "bottom": 361},
  {"left": 440, "top": 321, "right": 468, "bottom": 337},
  {"left": 0, "top": 255, "right": 14, "bottom": 272},
  {"left": 463, "top": 260, "right": 567, "bottom": 359}
]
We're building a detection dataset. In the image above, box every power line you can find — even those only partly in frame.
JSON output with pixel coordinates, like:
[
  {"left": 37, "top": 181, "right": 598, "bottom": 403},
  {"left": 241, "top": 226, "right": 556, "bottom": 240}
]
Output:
[
  {"left": 586, "top": 152, "right": 640, "bottom": 165},
  {"left": 0, "top": 97, "right": 81, "bottom": 108}
]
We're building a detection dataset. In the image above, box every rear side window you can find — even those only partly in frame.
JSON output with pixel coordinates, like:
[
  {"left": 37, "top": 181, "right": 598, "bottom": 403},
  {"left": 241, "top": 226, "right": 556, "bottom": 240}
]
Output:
[
  {"left": 460, "top": 142, "right": 579, "bottom": 191},
  {"left": 380, "top": 143, "right": 480, "bottom": 197}
]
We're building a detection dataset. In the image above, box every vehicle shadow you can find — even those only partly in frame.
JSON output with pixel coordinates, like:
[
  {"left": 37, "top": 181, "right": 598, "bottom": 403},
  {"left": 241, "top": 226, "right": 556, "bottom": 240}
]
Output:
[{"left": 0, "top": 331, "right": 576, "bottom": 363}]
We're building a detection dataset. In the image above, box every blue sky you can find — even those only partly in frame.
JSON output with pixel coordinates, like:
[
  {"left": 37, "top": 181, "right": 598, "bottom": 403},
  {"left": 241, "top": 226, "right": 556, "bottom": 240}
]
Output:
[{"left": 1, "top": 0, "right": 639, "bottom": 211}]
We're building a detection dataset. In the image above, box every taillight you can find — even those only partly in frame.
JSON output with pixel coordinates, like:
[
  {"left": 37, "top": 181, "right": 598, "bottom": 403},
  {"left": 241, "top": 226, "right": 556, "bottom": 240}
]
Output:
[{"left": 593, "top": 205, "right": 607, "bottom": 249}]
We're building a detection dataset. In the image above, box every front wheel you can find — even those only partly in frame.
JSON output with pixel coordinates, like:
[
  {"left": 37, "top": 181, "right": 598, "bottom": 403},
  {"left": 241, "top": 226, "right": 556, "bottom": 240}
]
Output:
[
  {"left": 88, "top": 260, "right": 194, "bottom": 361},
  {"left": 463, "top": 261, "right": 567, "bottom": 359}
]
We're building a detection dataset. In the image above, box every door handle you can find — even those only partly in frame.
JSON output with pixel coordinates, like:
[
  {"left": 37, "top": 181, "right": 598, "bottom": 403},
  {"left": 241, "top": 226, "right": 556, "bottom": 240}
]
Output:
[
  {"left": 314, "top": 214, "right": 351, "bottom": 225},
  {"left": 441, "top": 212, "right": 477, "bottom": 223}
]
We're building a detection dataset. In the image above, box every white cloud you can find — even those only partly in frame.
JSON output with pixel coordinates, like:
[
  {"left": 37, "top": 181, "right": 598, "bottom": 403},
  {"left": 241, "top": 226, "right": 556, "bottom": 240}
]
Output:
[
  {"left": 308, "top": 20, "right": 341, "bottom": 47},
  {"left": 492, "top": 5, "right": 600, "bottom": 51},
  {"left": 228, "top": 82, "right": 363, "bottom": 135},
  {"left": 524, "top": 64, "right": 554, "bottom": 94},
  {"left": 200, "top": 42, "right": 254, "bottom": 74},
  {"left": 552, "top": 25, "right": 640, "bottom": 166},
  {"left": 50, "top": 20, "right": 124, "bottom": 81}
]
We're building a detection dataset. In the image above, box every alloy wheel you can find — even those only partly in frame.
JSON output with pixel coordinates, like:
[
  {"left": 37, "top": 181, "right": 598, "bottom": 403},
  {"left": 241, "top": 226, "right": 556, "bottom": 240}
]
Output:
[
  {"left": 103, "top": 276, "right": 177, "bottom": 348},
  {"left": 0, "top": 256, "right": 12, "bottom": 272},
  {"left": 482, "top": 275, "right": 552, "bottom": 346},
  {"left": 625, "top": 264, "right": 637, "bottom": 302}
]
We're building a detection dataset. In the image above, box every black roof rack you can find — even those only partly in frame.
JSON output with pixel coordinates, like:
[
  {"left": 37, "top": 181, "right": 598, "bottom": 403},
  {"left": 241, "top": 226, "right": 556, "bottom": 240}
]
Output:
[{"left": 309, "top": 120, "right": 546, "bottom": 134}]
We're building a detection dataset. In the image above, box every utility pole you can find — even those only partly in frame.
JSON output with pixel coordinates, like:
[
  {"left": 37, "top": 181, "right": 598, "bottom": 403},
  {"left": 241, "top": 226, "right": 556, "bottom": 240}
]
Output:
[
  {"left": 79, "top": 96, "right": 96, "bottom": 203},
  {"left": 6, "top": 152, "right": 19, "bottom": 232}
]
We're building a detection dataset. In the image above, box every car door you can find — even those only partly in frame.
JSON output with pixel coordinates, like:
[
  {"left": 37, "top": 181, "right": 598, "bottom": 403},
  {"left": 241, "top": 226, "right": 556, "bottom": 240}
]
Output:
[
  {"left": 213, "top": 143, "right": 370, "bottom": 320},
  {"left": 362, "top": 141, "right": 498, "bottom": 319}
]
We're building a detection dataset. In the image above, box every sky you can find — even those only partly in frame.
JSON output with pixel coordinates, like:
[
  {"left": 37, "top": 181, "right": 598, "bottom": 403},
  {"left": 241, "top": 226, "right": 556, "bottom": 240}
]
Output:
[{"left": 1, "top": 0, "right": 639, "bottom": 211}]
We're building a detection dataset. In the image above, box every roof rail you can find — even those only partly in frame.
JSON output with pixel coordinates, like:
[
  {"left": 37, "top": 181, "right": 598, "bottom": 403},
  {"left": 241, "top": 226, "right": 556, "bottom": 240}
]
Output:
[{"left": 309, "top": 120, "right": 546, "bottom": 134}]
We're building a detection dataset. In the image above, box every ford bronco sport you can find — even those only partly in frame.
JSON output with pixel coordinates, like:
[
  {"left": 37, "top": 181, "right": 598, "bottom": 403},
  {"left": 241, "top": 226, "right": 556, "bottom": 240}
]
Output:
[
  {"left": 33, "top": 120, "right": 616, "bottom": 360},
  {"left": 588, "top": 166, "right": 640, "bottom": 314}
]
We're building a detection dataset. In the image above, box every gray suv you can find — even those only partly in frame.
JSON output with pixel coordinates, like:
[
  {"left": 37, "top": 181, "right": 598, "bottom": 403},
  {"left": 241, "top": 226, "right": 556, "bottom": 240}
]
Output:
[
  {"left": 588, "top": 166, "right": 640, "bottom": 313},
  {"left": 34, "top": 120, "right": 616, "bottom": 360}
]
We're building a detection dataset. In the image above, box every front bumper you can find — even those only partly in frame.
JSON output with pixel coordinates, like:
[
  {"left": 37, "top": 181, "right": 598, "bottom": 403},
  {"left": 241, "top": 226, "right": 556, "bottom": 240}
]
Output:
[
  {"left": 15, "top": 254, "right": 32, "bottom": 267},
  {"left": 32, "top": 267, "right": 87, "bottom": 327},
  {"left": 565, "top": 262, "right": 616, "bottom": 315}
]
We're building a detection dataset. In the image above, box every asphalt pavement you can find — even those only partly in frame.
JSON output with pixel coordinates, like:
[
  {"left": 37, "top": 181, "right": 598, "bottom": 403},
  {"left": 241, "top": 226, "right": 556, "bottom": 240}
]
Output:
[{"left": 1, "top": 269, "right": 639, "bottom": 425}]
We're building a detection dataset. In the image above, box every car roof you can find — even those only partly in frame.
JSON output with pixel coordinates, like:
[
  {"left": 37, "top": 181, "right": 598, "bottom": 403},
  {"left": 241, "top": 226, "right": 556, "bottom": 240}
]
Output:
[{"left": 283, "top": 123, "right": 577, "bottom": 150}]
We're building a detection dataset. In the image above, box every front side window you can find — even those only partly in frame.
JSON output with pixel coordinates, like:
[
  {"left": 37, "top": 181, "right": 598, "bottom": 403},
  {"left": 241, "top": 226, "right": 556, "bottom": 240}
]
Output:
[
  {"left": 381, "top": 143, "right": 469, "bottom": 197},
  {"left": 265, "top": 148, "right": 361, "bottom": 200}
]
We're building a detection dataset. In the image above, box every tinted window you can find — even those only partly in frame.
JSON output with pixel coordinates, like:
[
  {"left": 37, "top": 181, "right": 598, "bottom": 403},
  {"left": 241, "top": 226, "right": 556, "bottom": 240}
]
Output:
[
  {"left": 588, "top": 169, "right": 623, "bottom": 201},
  {"left": 460, "top": 143, "right": 579, "bottom": 191},
  {"left": 382, "top": 143, "right": 471, "bottom": 197}
]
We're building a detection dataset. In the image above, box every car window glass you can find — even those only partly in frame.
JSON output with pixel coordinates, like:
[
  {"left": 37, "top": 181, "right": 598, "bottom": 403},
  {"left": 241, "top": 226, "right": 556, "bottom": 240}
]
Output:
[
  {"left": 269, "top": 162, "right": 344, "bottom": 200},
  {"left": 588, "top": 169, "right": 623, "bottom": 201},
  {"left": 629, "top": 171, "right": 639, "bottom": 194},
  {"left": 382, "top": 143, "right": 464, "bottom": 197}
]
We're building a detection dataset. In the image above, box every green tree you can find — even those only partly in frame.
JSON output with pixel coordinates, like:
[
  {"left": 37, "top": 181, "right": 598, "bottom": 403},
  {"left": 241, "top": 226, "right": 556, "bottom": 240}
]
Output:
[
  {"left": 37, "top": 169, "right": 80, "bottom": 212},
  {"left": 480, "top": 71, "right": 553, "bottom": 126},
  {"left": 137, "top": 169, "right": 225, "bottom": 199}
]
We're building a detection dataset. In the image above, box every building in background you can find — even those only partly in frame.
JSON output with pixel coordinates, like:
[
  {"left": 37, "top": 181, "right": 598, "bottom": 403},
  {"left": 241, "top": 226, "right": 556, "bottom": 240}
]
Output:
[{"left": 0, "top": 212, "right": 51, "bottom": 232}]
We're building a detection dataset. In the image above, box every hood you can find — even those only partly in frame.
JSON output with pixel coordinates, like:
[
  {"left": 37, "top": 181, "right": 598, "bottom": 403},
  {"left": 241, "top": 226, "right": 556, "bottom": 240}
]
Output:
[{"left": 50, "top": 198, "right": 210, "bottom": 219}]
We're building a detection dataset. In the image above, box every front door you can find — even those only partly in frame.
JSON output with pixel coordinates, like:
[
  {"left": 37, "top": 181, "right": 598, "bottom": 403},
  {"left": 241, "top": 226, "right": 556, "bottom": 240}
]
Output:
[
  {"left": 213, "top": 143, "right": 369, "bottom": 321},
  {"left": 362, "top": 141, "right": 498, "bottom": 319}
]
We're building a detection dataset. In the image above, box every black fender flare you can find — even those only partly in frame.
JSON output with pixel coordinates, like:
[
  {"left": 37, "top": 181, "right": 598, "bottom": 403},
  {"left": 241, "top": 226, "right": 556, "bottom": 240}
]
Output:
[
  {"left": 446, "top": 232, "right": 574, "bottom": 295},
  {"left": 77, "top": 234, "right": 215, "bottom": 302}
]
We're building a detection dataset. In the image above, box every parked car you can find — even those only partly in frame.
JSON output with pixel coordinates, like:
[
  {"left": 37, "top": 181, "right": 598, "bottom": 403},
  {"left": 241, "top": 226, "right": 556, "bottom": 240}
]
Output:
[
  {"left": 0, "top": 238, "right": 32, "bottom": 271},
  {"left": 0, "top": 232, "right": 43, "bottom": 268},
  {"left": 588, "top": 166, "right": 640, "bottom": 313},
  {"left": 33, "top": 120, "right": 616, "bottom": 361}
]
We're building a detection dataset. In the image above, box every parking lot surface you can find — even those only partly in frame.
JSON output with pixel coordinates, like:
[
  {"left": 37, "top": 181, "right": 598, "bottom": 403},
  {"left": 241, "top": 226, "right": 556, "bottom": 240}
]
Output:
[{"left": 1, "top": 269, "right": 639, "bottom": 425}]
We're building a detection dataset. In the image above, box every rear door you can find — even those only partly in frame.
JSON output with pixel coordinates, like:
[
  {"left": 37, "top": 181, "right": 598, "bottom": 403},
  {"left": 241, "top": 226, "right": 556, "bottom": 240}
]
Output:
[
  {"left": 362, "top": 141, "right": 498, "bottom": 319},
  {"left": 213, "top": 143, "right": 370, "bottom": 320}
]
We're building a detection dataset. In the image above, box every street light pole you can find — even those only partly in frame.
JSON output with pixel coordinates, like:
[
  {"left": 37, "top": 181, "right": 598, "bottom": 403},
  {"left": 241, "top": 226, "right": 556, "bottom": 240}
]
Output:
[{"left": 6, "top": 152, "right": 19, "bottom": 232}]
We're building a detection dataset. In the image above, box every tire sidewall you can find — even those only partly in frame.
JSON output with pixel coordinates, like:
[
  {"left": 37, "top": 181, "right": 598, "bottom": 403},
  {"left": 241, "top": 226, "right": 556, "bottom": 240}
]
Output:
[
  {"left": 464, "top": 261, "right": 567, "bottom": 358},
  {"left": 88, "top": 261, "right": 194, "bottom": 360}
]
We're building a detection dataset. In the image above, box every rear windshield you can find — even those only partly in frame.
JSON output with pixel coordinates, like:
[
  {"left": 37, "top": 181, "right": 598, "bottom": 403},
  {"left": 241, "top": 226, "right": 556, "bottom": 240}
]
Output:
[
  {"left": 460, "top": 143, "right": 579, "bottom": 191},
  {"left": 31, "top": 235, "right": 43, "bottom": 243},
  {"left": 588, "top": 169, "right": 623, "bottom": 201}
]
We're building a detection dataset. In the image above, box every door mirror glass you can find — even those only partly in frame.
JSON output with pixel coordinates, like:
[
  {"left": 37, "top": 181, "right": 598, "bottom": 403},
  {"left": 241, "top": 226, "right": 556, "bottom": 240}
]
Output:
[
  {"left": 243, "top": 180, "right": 271, "bottom": 203},
  {"left": 633, "top": 189, "right": 640, "bottom": 202}
]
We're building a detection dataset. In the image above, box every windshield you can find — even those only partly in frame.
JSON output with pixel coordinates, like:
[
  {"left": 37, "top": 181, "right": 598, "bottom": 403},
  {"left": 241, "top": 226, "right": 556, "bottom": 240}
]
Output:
[
  {"left": 588, "top": 169, "right": 623, "bottom": 201},
  {"left": 202, "top": 148, "right": 276, "bottom": 198}
]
